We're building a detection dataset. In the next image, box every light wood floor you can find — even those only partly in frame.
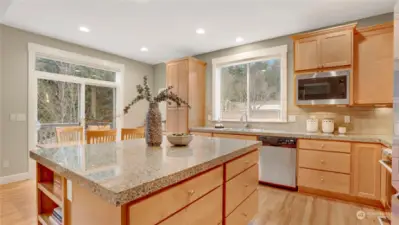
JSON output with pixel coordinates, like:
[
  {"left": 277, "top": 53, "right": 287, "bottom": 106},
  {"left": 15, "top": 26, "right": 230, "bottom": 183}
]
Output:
[{"left": 0, "top": 180, "right": 386, "bottom": 225}]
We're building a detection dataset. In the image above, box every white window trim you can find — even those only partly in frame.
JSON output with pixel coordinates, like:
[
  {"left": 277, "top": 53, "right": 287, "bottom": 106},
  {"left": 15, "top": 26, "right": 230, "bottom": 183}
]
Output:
[
  {"left": 212, "top": 45, "right": 288, "bottom": 123},
  {"left": 28, "top": 43, "right": 125, "bottom": 178}
]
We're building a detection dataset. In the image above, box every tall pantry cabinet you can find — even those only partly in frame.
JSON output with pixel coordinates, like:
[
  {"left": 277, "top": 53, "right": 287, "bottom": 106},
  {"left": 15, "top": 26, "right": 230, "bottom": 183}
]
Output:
[{"left": 166, "top": 57, "right": 206, "bottom": 133}]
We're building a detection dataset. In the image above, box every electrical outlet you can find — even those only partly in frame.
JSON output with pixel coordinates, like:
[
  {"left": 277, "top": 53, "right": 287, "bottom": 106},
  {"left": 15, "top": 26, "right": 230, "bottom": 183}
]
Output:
[
  {"left": 3, "top": 160, "right": 9, "bottom": 168},
  {"left": 288, "top": 115, "right": 296, "bottom": 122},
  {"left": 344, "top": 116, "right": 351, "bottom": 123},
  {"left": 16, "top": 113, "right": 26, "bottom": 122}
]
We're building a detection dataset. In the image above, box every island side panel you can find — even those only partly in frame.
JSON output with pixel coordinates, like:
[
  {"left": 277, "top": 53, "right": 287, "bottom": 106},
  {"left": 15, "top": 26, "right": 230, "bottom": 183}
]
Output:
[{"left": 70, "top": 182, "right": 126, "bottom": 225}]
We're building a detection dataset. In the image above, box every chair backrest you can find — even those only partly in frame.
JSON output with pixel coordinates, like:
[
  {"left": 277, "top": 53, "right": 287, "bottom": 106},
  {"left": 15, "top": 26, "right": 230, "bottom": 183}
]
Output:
[
  {"left": 56, "top": 126, "right": 84, "bottom": 144},
  {"left": 86, "top": 130, "right": 117, "bottom": 144},
  {"left": 121, "top": 128, "right": 145, "bottom": 140},
  {"left": 87, "top": 125, "right": 111, "bottom": 131}
]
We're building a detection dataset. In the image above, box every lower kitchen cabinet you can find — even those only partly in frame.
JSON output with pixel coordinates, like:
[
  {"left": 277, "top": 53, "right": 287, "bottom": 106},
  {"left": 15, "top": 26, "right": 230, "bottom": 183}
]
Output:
[
  {"left": 351, "top": 143, "right": 381, "bottom": 200},
  {"left": 298, "top": 139, "right": 384, "bottom": 208},
  {"left": 213, "top": 133, "right": 258, "bottom": 141}
]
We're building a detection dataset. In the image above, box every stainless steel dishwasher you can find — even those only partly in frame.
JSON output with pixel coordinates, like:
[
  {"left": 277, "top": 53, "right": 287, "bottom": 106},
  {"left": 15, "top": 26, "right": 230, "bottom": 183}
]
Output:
[{"left": 258, "top": 136, "right": 297, "bottom": 189}]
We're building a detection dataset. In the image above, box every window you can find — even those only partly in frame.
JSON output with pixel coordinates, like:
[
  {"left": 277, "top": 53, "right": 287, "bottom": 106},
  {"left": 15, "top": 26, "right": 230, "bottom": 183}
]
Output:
[
  {"left": 212, "top": 45, "right": 287, "bottom": 122},
  {"left": 29, "top": 43, "right": 124, "bottom": 145}
]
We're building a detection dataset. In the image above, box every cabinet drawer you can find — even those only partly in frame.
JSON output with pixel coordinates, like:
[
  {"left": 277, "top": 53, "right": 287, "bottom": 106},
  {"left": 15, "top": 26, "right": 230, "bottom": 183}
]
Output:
[
  {"left": 160, "top": 186, "right": 223, "bottom": 225},
  {"left": 213, "top": 133, "right": 258, "bottom": 141},
  {"left": 225, "top": 190, "right": 258, "bottom": 225},
  {"left": 298, "top": 149, "right": 350, "bottom": 173},
  {"left": 226, "top": 165, "right": 258, "bottom": 216},
  {"left": 191, "top": 132, "right": 212, "bottom": 137},
  {"left": 298, "top": 168, "right": 350, "bottom": 194},
  {"left": 298, "top": 139, "right": 351, "bottom": 153},
  {"left": 226, "top": 150, "right": 259, "bottom": 181},
  {"left": 129, "top": 166, "right": 223, "bottom": 225}
]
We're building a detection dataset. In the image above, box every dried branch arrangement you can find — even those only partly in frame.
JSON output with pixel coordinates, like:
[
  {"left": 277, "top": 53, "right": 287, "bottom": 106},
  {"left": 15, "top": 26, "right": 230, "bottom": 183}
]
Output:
[{"left": 124, "top": 76, "right": 190, "bottom": 114}]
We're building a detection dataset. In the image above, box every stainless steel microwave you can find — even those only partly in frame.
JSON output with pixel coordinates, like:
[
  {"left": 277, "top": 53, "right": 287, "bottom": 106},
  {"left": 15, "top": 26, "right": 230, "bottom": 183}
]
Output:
[{"left": 296, "top": 69, "right": 350, "bottom": 105}]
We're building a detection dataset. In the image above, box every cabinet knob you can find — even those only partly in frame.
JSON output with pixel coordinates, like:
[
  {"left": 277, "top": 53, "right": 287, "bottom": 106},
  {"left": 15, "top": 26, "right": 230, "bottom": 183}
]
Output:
[
  {"left": 188, "top": 190, "right": 195, "bottom": 196},
  {"left": 320, "top": 177, "right": 324, "bottom": 182},
  {"left": 320, "top": 160, "right": 325, "bottom": 164},
  {"left": 242, "top": 213, "right": 248, "bottom": 217},
  {"left": 320, "top": 144, "right": 325, "bottom": 148},
  {"left": 244, "top": 160, "right": 250, "bottom": 164},
  {"left": 244, "top": 184, "right": 249, "bottom": 187}
]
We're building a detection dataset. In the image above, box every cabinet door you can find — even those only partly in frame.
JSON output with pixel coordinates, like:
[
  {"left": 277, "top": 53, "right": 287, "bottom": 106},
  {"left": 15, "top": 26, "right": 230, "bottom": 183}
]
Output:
[
  {"left": 177, "top": 61, "right": 189, "bottom": 103},
  {"left": 295, "top": 36, "right": 319, "bottom": 71},
  {"left": 354, "top": 27, "right": 393, "bottom": 104},
  {"left": 320, "top": 30, "right": 352, "bottom": 67},
  {"left": 177, "top": 107, "right": 188, "bottom": 133},
  {"left": 351, "top": 143, "right": 381, "bottom": 200},
  {"left": 166, "top": 107, "right": 179, "bottom": 133},
  {"left": 167, "top": 63, "right": 180, "bottom": 107}
]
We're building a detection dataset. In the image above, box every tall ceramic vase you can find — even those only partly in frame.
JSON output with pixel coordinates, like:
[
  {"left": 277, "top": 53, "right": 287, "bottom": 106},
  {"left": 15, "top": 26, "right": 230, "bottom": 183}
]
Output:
[{"left": 145, "top": 103, "right": 163, "bottom": 146}]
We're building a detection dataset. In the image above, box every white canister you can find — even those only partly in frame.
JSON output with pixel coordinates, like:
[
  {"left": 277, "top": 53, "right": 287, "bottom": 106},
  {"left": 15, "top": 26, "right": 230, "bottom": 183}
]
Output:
[
  {"left": 338, "top": 126, "right": 347, "bottom": 134},
  {"left": 306, "top": 118, "right": 318, "bottom": 133},
  {"left": 322, "top": 119, "right": 335, "bottom": 133}
]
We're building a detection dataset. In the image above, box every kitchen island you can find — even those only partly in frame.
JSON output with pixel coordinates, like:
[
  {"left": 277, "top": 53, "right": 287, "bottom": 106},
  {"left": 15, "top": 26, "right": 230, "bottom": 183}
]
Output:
[{"left": 30, "top": 136, "right": 261, "bottom": 225}]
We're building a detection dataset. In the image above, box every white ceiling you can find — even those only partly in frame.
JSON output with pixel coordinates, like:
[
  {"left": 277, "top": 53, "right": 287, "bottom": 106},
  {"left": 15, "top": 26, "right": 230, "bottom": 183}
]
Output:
[{"left": 0, "top": 0, "right": 396, "bottom": 65}]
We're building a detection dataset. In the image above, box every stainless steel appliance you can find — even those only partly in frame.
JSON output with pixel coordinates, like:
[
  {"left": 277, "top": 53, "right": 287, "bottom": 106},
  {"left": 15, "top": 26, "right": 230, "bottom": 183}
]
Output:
[
  {"left": 258, "top": 136, "right": 297, "bottom": 189},
  {"left": 296, "top": 69, "right": 350, "bottom": 105}
]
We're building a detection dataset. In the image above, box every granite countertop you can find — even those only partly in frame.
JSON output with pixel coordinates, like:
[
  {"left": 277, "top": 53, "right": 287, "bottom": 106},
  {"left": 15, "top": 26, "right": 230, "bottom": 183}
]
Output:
[
  {"left": 30, "top": 136, "right": 261, "bottom": 206},
  {"left": 190, "top": 127, "right": 392, "bottom": 148}
]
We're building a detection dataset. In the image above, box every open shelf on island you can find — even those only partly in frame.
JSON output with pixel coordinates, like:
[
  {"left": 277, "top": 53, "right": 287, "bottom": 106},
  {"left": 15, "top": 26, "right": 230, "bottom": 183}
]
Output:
[
  {"left": 38, "top": 213, "right": 52, "bottom": 225},
  {"left": 38, "top": 182, "right": 62, "bottom": 206}
]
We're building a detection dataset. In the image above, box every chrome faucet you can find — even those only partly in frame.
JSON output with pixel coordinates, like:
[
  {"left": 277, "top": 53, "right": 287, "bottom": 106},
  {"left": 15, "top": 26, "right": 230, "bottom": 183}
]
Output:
[{"left": 240, "top": 112, "right": 250, "bottom": 129}]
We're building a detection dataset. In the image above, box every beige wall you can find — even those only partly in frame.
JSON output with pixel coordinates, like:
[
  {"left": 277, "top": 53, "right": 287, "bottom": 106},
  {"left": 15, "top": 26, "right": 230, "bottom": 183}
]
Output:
[
  {"left": 153, "top": 13, "right": 394, "bottom": 135},
  {"left": 0, "top": 25, "right": 154, "bottom": 177}
]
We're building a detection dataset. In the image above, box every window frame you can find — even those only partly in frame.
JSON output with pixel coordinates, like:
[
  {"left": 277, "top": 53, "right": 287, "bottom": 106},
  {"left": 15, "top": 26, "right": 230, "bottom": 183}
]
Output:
[
  {"left": 28, "top": 43, "right": 125, "bottom": 177},
  {"left": 212, "top": 45, "right": 288, "bottom": 123}
]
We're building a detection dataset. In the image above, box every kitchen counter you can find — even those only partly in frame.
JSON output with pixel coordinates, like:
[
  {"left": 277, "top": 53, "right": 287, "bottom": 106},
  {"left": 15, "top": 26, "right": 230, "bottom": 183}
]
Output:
[
  {"left": 190, "top": 127, "right": 393, "bottom": 148},
  {"left": 30, "top": 136, "right": 261, "bottom": 206}
]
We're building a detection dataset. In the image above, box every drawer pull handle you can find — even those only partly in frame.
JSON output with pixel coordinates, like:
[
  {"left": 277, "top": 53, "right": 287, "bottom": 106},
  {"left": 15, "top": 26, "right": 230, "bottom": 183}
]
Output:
[
  {"left": 320, "top": 160, "right": 325, "bottom": 164},
  {"left": 244, "top": 184, "right": 249, "bottom": 187},
  {"left": 320, "top": 177, "right": 324, "bottom": 182},
  {"left": 242, "top": 213, "right": 248, "bottom": 217},
  {"left": 188, "top": 190, "right": 195, "bottom": 196},
  {"left": 321, "top": 144, "right": 325, "bottom": 148}
]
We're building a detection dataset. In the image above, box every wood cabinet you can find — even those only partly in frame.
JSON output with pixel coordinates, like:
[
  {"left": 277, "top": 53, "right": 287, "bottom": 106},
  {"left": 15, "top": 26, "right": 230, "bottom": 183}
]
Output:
[
  {"left": 298, "top": 168, "right": 350, "bottom": 194},
  {"left": 292, "top": 23, "right": 356, "bottom": 72},
  {"left": 225, "top": 190, "right": 258, "bottom": 225},
  {"left": 354, "top": 22, "right": 393, "bottom": 105},
  {"left": 351, "top": 143, "right": 381, "bottom": 200},
  {"left": 160, "top": 187, "right": 223, "bottom": 225},
  {"left": 166, "top": 57, "right": 206, "bottom": 133},
  {"left": 212, "top": 133, "right": 257, "bottom": 141},
  {"left": 320, "top": 30, "right": 353, "bottom": 67},
  {"left": 129, "top": 167, "right": 222, "bottom": 225},
  {"left": 295, "top": 36, "right": 319, "bottom": 71},
  {"left": 298, "top": 139, "right": 384, "bottom": 208}
]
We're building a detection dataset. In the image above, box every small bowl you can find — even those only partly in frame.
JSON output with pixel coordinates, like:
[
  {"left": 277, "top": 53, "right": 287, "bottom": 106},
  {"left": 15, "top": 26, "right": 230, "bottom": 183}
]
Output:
[{"left": 167, "top": 134, "right": 193, "bottom": 146}]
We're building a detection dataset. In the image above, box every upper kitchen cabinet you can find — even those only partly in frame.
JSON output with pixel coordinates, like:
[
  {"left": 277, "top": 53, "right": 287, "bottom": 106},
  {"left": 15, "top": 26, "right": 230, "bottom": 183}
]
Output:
[
  {"left": 353, "top": 22, "right": 393, "bottom": 106},
  {"left": 292, "top": 23, "right": 356, "bottom": 72},
  {"left": 166, "top": 57, "right": 206, "bottom": 133}
]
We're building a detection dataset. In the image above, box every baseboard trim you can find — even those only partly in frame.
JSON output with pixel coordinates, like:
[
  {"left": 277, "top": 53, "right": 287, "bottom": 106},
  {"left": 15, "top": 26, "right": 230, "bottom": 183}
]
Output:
[
  {"left": 298, "top": 186, "right": 384, "bottom": 209},
  {"left": 0, "top": 172, "right": 30, "bottom": 185}
]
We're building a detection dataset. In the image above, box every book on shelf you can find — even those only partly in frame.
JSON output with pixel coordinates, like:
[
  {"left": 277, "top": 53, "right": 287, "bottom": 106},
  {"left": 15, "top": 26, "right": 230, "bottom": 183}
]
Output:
[{"left": 49, "top": 215, "right": 61, "bottom": 225}]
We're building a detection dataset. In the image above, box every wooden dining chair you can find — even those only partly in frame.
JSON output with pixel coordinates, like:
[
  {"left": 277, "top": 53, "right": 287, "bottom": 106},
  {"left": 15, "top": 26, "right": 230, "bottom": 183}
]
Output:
[
  {"left": 86, "top": 130, "right": 117, "bottom": 144},
  {"left": 55, "top": 126, "right": 84, "bottom": 144},
  {"left": 121, "top": 128, "right": 145, "bottom": 140}
]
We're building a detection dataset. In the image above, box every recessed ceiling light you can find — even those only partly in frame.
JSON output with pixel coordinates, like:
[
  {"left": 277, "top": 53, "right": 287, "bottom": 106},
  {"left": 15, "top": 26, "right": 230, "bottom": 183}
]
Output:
[
  {"left": 79, "top": 26, "right": 90, "bottom": 33},
  {"left": 196, "top": 28, "right": 205, "bottom": 34},
  {"left": 140, "top": 47, "right": 149, "bottom": 52},
  {"left": 236, "top": 37, "right": 244, "bottom": 43}
]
